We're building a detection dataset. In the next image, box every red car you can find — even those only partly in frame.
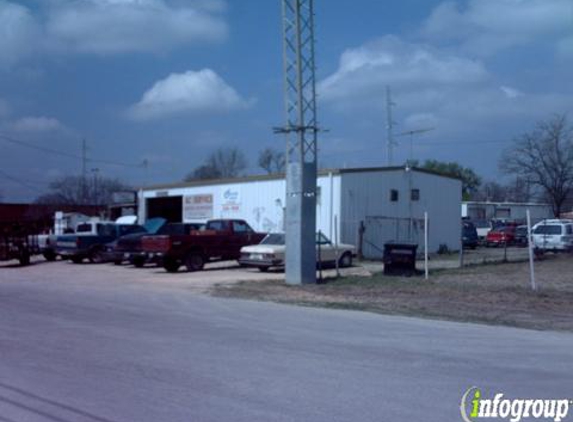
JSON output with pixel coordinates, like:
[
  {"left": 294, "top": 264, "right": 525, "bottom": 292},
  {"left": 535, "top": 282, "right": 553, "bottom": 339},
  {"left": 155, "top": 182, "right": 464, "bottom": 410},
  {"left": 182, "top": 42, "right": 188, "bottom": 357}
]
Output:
[{"left": 485, "top": 226, "right": 516, "bottom": 247}]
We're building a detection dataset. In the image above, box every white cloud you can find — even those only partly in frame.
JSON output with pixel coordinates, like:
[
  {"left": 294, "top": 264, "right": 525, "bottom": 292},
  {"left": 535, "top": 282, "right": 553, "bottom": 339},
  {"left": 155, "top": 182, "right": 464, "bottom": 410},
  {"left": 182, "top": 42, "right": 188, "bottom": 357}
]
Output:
[
  {"left": 45, "top": 0, "right": 227, "bottom": 54},
  {"left": 0, "top": 1, "right": 40, "bottom": 67},
  {"left": 422, "top": 0, "right": 573, "bottom": 56},
  {"left": 500, "top": 86, "right": 523, "bottom": 99},
  {"left": 128, "top": 69, "right": 251, "bottom": 121},
  {"left": 10, "top": 116, "right": 63, "bottom": 132},
  {"left": 319, "top": 36, "right": 488, "bottom": 105},
  {"left": 0, "top": 0, "right": 228, "bottom": 66},
  {"left": 319, "top": 35, "right": 573, "bottom": 141},
  {"left": 402, "top": 113, "right": 439, "bottom": 131}
]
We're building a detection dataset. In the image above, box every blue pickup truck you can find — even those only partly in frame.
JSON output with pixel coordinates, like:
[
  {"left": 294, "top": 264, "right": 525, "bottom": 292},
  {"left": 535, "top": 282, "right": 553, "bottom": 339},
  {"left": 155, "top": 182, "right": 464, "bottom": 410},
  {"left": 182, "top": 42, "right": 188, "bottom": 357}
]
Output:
[{"left": 56, "top": 221, "right": 145, "bottom": 264}]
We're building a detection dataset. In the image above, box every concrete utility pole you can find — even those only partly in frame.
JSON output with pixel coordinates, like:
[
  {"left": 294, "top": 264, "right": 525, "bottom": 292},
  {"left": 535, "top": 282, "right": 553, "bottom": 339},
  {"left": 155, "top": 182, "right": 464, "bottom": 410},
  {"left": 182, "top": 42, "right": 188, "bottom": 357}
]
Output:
[
  {"left": 277, "top": 0, "right": 319, "bottom": 285},
  {"left": 386, "top": 86, "right": 396, "bottom": 166}
]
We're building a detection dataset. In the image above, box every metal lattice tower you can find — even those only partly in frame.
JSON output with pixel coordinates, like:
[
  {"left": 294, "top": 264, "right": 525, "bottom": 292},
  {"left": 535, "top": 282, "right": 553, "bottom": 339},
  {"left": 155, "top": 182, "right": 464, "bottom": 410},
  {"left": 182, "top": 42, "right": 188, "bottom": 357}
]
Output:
[{"left": 278, "top": 0, "right": 318, "bottom": 285}]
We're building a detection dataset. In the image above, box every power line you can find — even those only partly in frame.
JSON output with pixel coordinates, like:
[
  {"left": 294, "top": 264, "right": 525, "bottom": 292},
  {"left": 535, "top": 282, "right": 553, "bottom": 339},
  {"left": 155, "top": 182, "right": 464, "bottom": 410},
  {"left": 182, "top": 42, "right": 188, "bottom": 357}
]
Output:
[
  {"left": 0, "top": 133, "right": 144, "bottom": 169},
  {"left": 0, "top": 168, "right": 44, "bottom": 193},
  {"left": 319, "top": 138, "right": 514, "bottom": 157}
]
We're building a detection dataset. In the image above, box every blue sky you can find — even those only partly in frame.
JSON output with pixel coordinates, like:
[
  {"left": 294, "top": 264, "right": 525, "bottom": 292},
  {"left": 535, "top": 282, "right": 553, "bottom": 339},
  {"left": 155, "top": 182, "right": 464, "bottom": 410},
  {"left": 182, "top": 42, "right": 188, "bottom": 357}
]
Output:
[{"left": 0, "top": 0, "right": 571, "bottom": 202}]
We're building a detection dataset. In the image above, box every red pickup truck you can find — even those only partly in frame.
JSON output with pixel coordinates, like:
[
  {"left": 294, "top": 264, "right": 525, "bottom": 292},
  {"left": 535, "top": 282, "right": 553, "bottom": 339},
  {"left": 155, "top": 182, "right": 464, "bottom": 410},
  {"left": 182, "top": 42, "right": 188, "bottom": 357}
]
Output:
[{"left": 141, "top": 219, "right": 266, "bottom": 272}]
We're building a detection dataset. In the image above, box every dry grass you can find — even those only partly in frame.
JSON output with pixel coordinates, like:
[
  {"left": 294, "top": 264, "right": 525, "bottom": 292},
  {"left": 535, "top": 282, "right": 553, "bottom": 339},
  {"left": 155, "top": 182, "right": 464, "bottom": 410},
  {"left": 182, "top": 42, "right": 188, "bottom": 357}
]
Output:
[{"left": 211, "top": 254, "right": 573, "bottom": 331}]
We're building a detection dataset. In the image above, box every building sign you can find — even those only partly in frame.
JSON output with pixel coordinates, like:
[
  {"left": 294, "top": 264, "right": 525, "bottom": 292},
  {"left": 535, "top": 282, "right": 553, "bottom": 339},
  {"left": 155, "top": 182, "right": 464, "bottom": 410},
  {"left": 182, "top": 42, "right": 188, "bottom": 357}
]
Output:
[
  {"left": 183, "top": 194, "right": 213, "bottom": 220},
  {"left": 111, "top": 191, "right": 137, "bottom": 204},
  {"left": 222, "top": 188, "right": 241, "bottom": 213}
]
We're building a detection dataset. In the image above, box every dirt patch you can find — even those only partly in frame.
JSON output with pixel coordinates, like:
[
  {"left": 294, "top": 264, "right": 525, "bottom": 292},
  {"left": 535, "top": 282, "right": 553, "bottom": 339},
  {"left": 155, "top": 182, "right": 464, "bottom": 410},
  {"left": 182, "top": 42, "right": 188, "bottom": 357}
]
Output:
[{"left": 212, "top": 254, "right": 573, "bottom": 331}]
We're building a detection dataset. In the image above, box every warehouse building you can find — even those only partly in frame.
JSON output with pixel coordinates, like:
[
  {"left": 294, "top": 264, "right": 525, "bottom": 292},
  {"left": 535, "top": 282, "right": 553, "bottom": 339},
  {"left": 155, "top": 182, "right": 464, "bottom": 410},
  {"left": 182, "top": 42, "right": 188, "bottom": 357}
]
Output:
[{"left": 137, "top": 166, "right": 462, "bottom": 258}]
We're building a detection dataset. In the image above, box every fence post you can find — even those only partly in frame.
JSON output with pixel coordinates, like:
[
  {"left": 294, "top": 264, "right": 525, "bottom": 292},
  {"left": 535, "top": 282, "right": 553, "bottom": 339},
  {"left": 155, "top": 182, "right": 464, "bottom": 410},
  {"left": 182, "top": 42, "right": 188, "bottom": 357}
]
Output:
[
  {"left": 424, "top": 212, "right": 429, "bottom": 280},
  {"left": 334, "top": 215, "right": 340, "bottom": 278},
  {"left": 317, "top": 230, "right": 324, "bottom": 284},
  {"left": 503, "top": 235, "right": 508, "bottom": 263},
  {"left": 526, "top": 210, "right": 537, "bottom": 291},
  {"left": 357, "top": 220, "right": 365, "bottom": 260}
]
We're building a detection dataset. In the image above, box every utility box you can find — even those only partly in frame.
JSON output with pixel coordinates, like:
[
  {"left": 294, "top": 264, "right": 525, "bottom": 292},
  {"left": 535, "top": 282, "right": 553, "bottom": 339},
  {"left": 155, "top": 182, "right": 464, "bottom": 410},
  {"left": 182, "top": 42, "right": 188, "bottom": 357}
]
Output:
[{"left": 383, "top": 242, "right": 418, "bottom": 276}]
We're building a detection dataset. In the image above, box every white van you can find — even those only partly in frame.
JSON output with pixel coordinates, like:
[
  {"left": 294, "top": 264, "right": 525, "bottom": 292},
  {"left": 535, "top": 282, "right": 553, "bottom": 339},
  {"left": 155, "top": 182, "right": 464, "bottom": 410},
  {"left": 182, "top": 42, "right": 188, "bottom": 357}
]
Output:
[{"left": 532, "top": 219, "right": 573, "bottom": 252}]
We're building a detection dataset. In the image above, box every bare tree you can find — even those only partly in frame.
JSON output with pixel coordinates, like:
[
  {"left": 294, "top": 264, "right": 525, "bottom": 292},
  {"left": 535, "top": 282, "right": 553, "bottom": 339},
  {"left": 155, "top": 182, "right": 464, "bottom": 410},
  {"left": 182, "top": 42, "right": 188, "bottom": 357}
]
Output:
[
  {"left": 472, "top": 178, "right": 531, "bottom": 203},
  {"left": 185, "top": 147, "right": 248, "bottom": 181},
  {"left": 258, "top": 148, "right": 286, "bottom": 174},
  {"left": 500, "top": 114, "right": 573, "bottom": 217},
  {"left": 35, "top": 175, "right": 131, "bottom": 206}
]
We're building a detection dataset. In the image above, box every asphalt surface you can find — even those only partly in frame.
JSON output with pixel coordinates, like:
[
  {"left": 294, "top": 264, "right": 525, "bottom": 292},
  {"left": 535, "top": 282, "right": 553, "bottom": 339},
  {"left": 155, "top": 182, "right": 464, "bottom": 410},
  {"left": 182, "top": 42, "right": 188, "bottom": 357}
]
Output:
[{"left": 1, "top": 260, "right": 572, "bottom": 422}]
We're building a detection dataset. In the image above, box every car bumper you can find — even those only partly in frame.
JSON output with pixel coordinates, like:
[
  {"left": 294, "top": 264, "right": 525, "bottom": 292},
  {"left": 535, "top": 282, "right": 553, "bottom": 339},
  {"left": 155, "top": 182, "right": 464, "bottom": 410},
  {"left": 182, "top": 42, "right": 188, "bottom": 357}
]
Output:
[
  {"left": 534, "top": 243, "right": 573, "bottom": 251},
  {"left": 57, "top": 249, "right": 85, "bottom": 258},
  {"left": 238, "top": 258, "right": 284, "bottom": 268},
  {"left": 102, "top": 250, "right": 124, "bottom": 262}
]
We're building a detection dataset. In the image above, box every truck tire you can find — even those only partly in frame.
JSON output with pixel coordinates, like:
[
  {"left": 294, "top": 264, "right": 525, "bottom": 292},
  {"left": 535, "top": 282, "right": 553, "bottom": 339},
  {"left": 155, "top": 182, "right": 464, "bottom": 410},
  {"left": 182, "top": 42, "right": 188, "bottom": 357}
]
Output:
[
  {"left": 185, "top": 253, "right": 205, "bottom": 272},
  {"left": 19, "top": 250, "right": 31, "bottom": 266},
  {"left": 89, "top": 248, "right": 105, "bottom": 264},
  {"left": 43, "top": 249, "right": 57, "bottom": 262},
  {"left": 338, "top": 252, "right": 353, "bottom": 268},
  {"left": 258, "top": 266, "right": 270, "bottom": 272},
  {"left": 71, "top": 256, "right": 83, "bottom": 264},
  {"left": 132, "top": 256, "right": 145, "bottom": 268},
  {"left": 163, "top": 258, "right": 180, "bottom": 273}
]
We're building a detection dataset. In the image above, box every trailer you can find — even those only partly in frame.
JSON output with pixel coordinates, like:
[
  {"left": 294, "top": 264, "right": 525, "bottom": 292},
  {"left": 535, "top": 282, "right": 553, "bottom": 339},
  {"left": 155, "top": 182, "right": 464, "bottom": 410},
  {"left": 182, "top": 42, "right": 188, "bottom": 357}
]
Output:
[{"left": 0, "top": 224, "right": 40, "bottom": 266}]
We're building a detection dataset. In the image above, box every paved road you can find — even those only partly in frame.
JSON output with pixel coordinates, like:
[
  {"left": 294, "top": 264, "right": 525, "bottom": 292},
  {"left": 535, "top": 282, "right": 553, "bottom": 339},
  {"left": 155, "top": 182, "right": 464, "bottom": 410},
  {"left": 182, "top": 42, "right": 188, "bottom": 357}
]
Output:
[{"left": 1, "top": 261, "right": 572, "bottom": 422}]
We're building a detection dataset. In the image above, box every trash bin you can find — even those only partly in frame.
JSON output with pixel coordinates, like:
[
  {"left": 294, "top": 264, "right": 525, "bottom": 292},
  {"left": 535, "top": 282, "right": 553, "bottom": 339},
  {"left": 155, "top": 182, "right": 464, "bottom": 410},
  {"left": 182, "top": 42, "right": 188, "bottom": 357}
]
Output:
[{"left": 383, "top": 242, "right": 418, "bottom": 276}]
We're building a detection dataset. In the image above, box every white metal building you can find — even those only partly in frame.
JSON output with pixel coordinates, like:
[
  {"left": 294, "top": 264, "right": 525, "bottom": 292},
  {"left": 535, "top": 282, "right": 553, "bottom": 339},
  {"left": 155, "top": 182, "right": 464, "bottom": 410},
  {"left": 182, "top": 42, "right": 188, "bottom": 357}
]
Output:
[{"left": 138, "top": 167, "right": 462, "bottom": 257}]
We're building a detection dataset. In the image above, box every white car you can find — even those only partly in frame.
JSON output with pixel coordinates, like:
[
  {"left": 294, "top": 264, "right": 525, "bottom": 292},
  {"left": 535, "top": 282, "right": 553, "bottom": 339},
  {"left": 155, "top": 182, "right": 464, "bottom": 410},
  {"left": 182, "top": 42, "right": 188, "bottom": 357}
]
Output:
[
  {"left": 472, "top": 220, "right": 492, "bottom": 241},
  {"left": 532, "top": 219, "right": 573, "bottom": 252},
  {"left": 239, "top": 232, "right": 356, "bottom": 272}
]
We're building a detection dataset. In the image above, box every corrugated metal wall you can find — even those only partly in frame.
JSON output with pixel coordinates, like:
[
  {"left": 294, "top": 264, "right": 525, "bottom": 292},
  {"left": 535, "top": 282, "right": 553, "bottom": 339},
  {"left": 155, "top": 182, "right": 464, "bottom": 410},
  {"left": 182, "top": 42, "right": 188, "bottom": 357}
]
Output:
[{"left": 340, "top": 170, "right": 461, "bottom": 256}]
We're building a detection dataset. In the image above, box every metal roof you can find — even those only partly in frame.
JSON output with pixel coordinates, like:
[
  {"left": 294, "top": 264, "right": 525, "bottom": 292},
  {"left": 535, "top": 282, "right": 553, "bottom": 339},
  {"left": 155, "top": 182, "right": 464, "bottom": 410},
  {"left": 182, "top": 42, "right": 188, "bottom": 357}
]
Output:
[{"left": 139, "top": 166, "right": 461, "bottom": 192}]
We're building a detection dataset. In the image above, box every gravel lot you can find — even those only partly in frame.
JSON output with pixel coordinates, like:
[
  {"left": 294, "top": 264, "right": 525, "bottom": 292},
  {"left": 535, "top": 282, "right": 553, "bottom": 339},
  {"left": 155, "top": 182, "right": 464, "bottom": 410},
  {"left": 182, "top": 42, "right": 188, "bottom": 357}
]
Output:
[
  {"left": 2, "top": 247, "right": 571, "bottom": 333},
  {"left": 0, "top": 256, "right": 370, "bottom": 293}
]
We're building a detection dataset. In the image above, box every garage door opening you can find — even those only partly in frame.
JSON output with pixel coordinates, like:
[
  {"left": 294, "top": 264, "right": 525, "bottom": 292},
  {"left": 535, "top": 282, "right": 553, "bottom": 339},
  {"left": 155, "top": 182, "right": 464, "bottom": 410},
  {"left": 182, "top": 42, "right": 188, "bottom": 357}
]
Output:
[{"left": 146, "top": 196, "right": 183, "bottom": 223}]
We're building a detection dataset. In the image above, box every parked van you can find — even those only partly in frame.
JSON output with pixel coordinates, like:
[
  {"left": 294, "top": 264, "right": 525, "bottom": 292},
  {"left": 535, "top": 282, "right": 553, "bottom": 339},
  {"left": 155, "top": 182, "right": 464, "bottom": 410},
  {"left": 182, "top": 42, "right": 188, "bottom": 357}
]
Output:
[{"left": 532, "top": 219, "right": 573, "bottom": 252}]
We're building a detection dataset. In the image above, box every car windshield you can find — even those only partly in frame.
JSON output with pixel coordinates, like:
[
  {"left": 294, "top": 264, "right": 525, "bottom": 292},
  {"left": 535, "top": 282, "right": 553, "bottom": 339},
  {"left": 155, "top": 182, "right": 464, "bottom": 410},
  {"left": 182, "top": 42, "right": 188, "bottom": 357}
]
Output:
[
  {"left": 473, "top": 220, "right": 490, "bottom": 228},
  {"left": 515, "top": 226, "right": 528, "bottom": 235},
  {"left": 261, "top": 233, "right": 285, "bottom": 245},
  {"left": 496, "top": 227, "right": 514, "bottom": 233},
  {"left": 143, "top": 218, "right": 167, "bottom": 234},
  {"left": 259, "top": 233, "right": 332, "bottom": 245},
  {"left": 534, "top": 225, "right": 562, "bottom": 235},
  {"left": 119, "top": 225, "right": 146, "bottom": 236},
  {"left": 316, "top": 233, "right": 331, "bottom": 245},
  {"left": 463, "top": 226, "right": 476, "bottom": 235}
]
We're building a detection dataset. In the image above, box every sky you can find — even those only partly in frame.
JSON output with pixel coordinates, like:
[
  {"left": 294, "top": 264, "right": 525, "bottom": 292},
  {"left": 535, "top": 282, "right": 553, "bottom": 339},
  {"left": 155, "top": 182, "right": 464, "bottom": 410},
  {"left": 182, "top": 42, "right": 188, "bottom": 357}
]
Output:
[{"left": 0, "top": 0, "right": 571, "bottom": 202}]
